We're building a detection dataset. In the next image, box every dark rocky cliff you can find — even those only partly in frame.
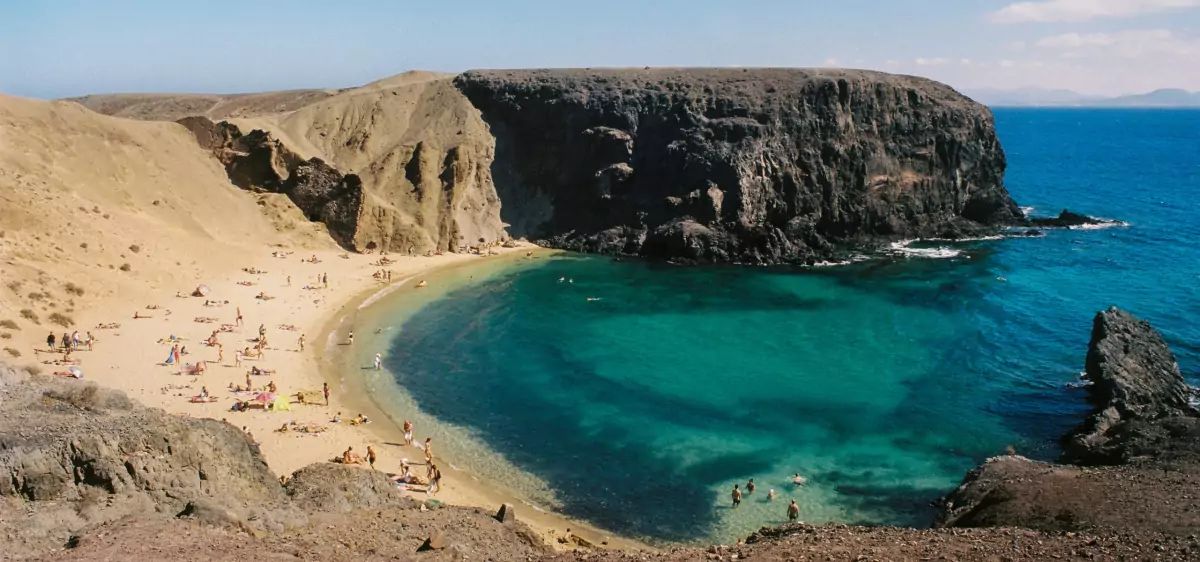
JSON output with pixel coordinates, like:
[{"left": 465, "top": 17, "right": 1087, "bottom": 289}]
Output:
[{"left": 455, "top": 68, "right": 1022, "bottom": 264}]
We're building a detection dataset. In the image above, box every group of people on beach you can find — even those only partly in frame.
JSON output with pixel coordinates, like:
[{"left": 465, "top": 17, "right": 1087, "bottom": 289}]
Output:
[
  {"left": 46, "top": 330, "right": 93, "bottom": 352},
  {"left": 730, "top": 474, "right": 806, "bottom": 522}
]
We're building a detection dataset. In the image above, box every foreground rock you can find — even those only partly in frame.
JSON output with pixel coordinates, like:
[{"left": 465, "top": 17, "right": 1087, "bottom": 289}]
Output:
[
  {"left": 0, "top": 364, "right": 549, "bottom": 560},
  {"left": 939, "top": 307, "right": 1200, "bottom": 535},
  {"left": 456, "top": 68, "right": 1023, "bottom": 263},
  {"left": 1027, "top": 209, "right": 1122, "bottom": 229}
]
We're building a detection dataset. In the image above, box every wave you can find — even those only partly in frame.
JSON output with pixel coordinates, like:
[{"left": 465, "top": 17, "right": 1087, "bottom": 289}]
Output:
[
  {"left": 1067, "top": 220, "right": 1130, "bottom": 231},
  {"left": 888, "top": 240, "right": 962, "bottom": 259},
  {"left": 1020, "top": 206, "right": 1035, "bottom": 217},
  {"left": 806, "top": 254, "right": 871, "bottom": 268}
]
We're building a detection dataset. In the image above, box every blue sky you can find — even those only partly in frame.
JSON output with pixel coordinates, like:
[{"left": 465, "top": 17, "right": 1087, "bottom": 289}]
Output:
[{"left": 2, "top": 0, "right": 1199, "bottom": 98}]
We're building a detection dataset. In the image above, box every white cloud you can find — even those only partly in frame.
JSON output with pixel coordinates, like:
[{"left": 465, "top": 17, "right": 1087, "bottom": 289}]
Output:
[
  {"left": 914, "top": 57, "right": 950, "bottom": 66},
  {"left": 1034, "top": 29, "right": 1200, "bottom": 58},
  {"left": 990, "top": 0, "right": 1200, "bottom": 23}
]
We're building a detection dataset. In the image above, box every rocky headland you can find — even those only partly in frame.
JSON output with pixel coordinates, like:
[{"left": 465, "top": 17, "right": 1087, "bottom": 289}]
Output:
[{"left": 69, "top": 68, "right": 1118, "bottom": 265}]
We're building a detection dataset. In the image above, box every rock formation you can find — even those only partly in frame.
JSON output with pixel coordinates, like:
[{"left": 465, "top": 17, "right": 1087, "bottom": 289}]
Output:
[
  {"left": 456, "top": 68, "right": 1023, "bottom": 263},
  {"left": 1064, "top": 307, "right": 1197, "bottom": 463},
  {"left": 938, "top": 308, "right": 1200, "bottom": 535},
  {"left": 0, "top": 364, "right": 550, "bottom": 560},
  {"left": 177, "top": 116, "right": 364, "bottom": 249}
]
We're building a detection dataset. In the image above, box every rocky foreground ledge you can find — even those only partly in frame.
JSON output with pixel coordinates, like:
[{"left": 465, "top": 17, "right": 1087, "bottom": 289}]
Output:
[
  {"left": 3, "top": 307, "right": 1196, "bottom": 560},
  {"left": 938, "top": 307, "right": 1200, "bottom": 537}
]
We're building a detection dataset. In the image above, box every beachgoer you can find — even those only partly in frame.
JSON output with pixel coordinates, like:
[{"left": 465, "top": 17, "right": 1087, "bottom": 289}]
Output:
[
  {"left": 423, "top": 437, "right": 434, "bottom": 464},
  {"left": 342, "top": 447, "right": 356, "bottom": 464},
  {"left": 61, "top": 332, "right": 70, "bottom": 350},
  {"left": 245, "top": 373, "right": 252, "bottom": 390},
  {"left": 236, "top": 307, "right": 243, "bottom": 327},
  {"left": 199, "top": 386, "right": 209, "bottom": 399},
  {"left": 429, "top": 464, "right": 442, "bottom": 494},
  {"left": 71, "top": 330, "right": 80, "bottom": 350},
  {"left": 173, "top": 343, "right": 181, "bottom": 365},
  {"left": 86, "top": 331, "right": 95, "bottom": 351},
  {"left": 747, "top": 478, "right": 756, "bottom": 494},
  {"left": 286, "top": 275, "right": 291, "bottom": 286},
  {"left": 217, "top": 344, "right": 224, "bottom": 363},
  {"left": 367, "top": 445, "right": 378, "bottom": 469},
  {"left": 792, "top": 473, "right": 807, "bottom": 486},
  {"left": 267, "top": 380, "right": 277, "bottom": 393},
  {"left": 47, "top": 332, "right": 55, "bottom": 351},
  {"left": 787, "top": 499, "right": 800, "bottom": 521},
  {"left": 323, "top": 382, "right": 330, "bottom": 405},
  {"left": 767, "top": 488, "right": 777, "bottom": 501},
  {"left": 731, "top": 484, "right": 742, "bottom": 507},
  {"left": 298, "top": 333, "right": 305, "bottom": 351},
  {"left": 234, "top": 348, "right": 242, "bottom": 367},
  {"left": 347, "top": 330, "right": 354, "bottom": 345},
  {"left": 374, "top": 353, "right": 382, "bottom": 370},
  {"left": 322, "top": 273, "right": 328, "bottom": 288},
  {"left": 402, "top": 419, "right": 414, "bottom": 446}
]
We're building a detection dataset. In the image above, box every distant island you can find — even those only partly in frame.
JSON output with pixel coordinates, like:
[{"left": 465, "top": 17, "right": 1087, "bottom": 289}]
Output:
[{"left": 966, "top": 87, "right": 1200, "bottom": 108}]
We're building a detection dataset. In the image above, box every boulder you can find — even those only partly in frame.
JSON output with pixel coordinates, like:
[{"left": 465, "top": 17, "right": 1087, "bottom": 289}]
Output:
[
  {"left": 495, "top": 503, "right": 515, "bottom": 523},
  {"left": 1063, "top": 307, "right": 1196, "bottom": 464}
]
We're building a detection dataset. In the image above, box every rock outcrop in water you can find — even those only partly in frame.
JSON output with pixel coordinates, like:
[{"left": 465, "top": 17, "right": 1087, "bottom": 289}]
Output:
[
  {"left": 938, "top": 307, "right": 1200, "bottom": 535},
  {"left": 1064, "top": 307, "right": 1196, "bottom": 463},
  {"left": 455, "top": 68, "right": 1023, "bottom": 263}
]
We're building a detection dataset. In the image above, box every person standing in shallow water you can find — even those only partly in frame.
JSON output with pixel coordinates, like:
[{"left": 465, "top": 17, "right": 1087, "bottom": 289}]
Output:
[
  {"left": 731, "top": 484, "right": 742, "bottom": 508},
  {"left": 746, "top": 478, "right": 755, "bottom": 494},
  {"left": 788, "top": 499, "right": 800, "bottom": 521}
]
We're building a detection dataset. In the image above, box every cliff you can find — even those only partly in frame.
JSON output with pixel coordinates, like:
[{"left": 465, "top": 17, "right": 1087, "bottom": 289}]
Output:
[
  {"left": 455, "top": 68, "right": 1022, "bottom": 263},
  {"left": 73, "top": 68, "right": 1025, "bottom": 263}
]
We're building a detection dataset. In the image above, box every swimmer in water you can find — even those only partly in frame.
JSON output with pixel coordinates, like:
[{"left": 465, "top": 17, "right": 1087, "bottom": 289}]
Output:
[{"left": 792, "top": 473, "right": 807, "bottom": 486}]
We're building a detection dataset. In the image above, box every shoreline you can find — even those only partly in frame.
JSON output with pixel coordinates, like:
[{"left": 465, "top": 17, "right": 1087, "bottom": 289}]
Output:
[
  {"left": 315, "top": 248, "right": 648, "bottom": 550},
  {"left": 9, "top": 242, "right": 646, "bottom": 553}
]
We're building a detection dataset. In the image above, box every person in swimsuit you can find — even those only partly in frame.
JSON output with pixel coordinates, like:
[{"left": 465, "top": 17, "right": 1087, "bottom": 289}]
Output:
[
  {"left": 323, "top": 382, "right": 330, "bottom": 405},
  {"left": 367, "top": 445, "right": 378, "bottom": 469},
  {"left": 747, "top": 478, "right": 756, "bottom": 494},
  {"left": 788, "top": 499, "right": 800, "bottom": 521},
  {"left": 731, "top": 484, "right": 742, "bottom": 507},
  {"left": 403, "top": 420, "right": 414, "bottom": 446}
]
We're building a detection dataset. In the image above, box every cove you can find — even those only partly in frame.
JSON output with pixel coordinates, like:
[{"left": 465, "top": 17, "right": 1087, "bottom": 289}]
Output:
[{"left": 369, "top": 108, "right": 1200, "bottom": 544}]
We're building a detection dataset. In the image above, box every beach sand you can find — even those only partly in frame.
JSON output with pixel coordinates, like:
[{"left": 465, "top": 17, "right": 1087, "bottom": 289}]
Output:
[{"left": 8, "top": 245, "right": 644, "bottom": 550}]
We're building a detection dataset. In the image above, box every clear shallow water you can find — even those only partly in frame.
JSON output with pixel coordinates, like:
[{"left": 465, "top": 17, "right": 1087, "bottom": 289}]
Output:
[{"left": 371, "top": 109, "right": 1200, "bottom": 544}]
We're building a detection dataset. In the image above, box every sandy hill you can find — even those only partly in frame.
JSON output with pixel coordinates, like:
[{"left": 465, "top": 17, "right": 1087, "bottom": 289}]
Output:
[{"left": 0, "top": 93, "right": 334, "bottom": 341}]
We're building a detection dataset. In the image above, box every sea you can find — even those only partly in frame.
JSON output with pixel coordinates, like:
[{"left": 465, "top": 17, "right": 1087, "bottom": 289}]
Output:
[{"left": 347, "top": 109, "right": 1200, "bottom": 545}]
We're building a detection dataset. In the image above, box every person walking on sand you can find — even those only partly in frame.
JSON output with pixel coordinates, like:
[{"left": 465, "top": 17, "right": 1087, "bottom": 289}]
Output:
[
  {"left": 423, "top": 437, "right": 434, "bottom": 464},
  {"left": 71, "top": 330, "right": 80, "bottom": 350},
  {"left": 61, "top": 332, "right": 70, "bottom": 351},
  {"left": 47, "top": 332, "right": 56, "bottom": 352},
  {"left": 322, "top": 273, "right": 328, "bottom": 288},
  {"left": 86, "top": 331, "right": 95, "bottom": 351},
  {"left": 217, "top": 344, "right": 224, "bottom": 364},
  {"left": 428, "top": 464, "right": 442, "bottom": 494},
  {"left": 787, "top": 499, "right": 800, "bottom": 521},
  {"left": 323, "top": 382, "right": 330, "bottom": 406},
  {"left": 347, "top": 330, "right": 354, "bottom": 345},
  {"left": 366, "top": 445, "right": 378, "bottom": 469},
  {"left": 298, "top": 333, "right": 305, "bottom": 351},
  {"left": 235, "top": 348, "right": 242, "bottom": 367},
  {"left": 236, "top": 307, "right": 243, "bottom": 327},
  {"left": 374, "top": 353, "right": 382, "bottom": 370},
  {"left": 403, "top": 420, "right": 414, "bottom": 446},
  {"left": 731, "top": 484, "right": 742, "bottom": 508},
  {"left": 172, "top": 343, "right": 182, "bottom": 365}
]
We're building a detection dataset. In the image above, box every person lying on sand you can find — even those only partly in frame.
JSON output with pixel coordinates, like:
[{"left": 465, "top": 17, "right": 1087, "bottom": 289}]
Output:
[
  {"left": 255, "top": 291, "right": 274, "bottom": 300},
  {"left": 53, "top": 367, "right": 83, "bottom": 379},
  {"left": 95, "top": 322, "right": 121, "bottom": 329},
  {"left": 132, "top": 311, "right": 152, "bottom": 319}
]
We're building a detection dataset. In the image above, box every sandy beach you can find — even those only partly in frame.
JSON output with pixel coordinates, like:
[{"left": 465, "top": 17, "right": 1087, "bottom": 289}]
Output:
[{"left": 6, "top": 242, "right": 640, "bottom": 551}]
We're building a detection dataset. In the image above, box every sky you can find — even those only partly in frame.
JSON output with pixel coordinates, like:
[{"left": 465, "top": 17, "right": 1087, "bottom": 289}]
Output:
[{"left": 2, "top": 0, "right": 1199, "bottom": 98}]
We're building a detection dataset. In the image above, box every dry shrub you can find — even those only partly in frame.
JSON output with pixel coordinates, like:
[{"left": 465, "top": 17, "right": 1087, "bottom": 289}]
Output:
[
  {"left": 0, "top": 333, "right": 11, "bottom": 339},
  {"left": 4, "top": 347, "right": 19, "bottom": 358},
  {"left": 0, "top": 319, "right": 17, "bottom": 330},
  {"left": 19, "top": 309, "right": 38, "bottom": 323},
  {"left": 64, "top": 282, "right": 85, "bottom": 296},
  {"left": 128, "top": 244, "right": 141, "bottom": 253},
  {"left": 119, "top": 263, "right": 131, "bottom": 272},
  {"left": 48, "top": 312, "right": 73, "bottom": 328}
]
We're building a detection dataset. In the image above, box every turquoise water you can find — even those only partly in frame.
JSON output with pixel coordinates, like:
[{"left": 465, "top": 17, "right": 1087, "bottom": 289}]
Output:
[{"left": 373, "top": 109, "right": 1200, "bottom": 544}]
